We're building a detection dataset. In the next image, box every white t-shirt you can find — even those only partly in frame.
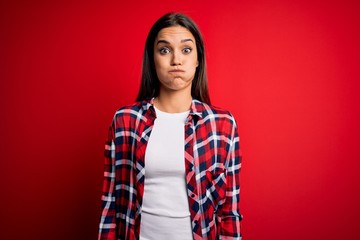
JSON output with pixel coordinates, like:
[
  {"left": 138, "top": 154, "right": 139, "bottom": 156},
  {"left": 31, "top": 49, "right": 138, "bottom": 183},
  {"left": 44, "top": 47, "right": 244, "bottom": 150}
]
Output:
[{"left": 140, "top": 106, "right": 193, "bottom": 240}]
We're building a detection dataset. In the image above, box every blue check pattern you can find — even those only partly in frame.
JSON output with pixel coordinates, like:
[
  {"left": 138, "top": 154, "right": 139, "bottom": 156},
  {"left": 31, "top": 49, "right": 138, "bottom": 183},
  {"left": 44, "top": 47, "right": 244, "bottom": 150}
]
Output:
[{"left": 98, "top": 98, "right": 242, "bottom": 240}]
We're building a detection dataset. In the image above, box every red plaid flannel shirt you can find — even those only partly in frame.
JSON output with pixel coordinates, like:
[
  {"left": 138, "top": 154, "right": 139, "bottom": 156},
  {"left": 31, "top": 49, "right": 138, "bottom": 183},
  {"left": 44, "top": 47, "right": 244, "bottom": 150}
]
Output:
[{"left": 98, "top": 98, "right": 242, "bottom": 240}]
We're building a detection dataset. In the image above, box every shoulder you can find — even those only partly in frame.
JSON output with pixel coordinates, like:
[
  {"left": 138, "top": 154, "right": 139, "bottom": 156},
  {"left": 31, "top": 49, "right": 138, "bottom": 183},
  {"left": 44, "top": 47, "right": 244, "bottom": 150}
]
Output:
[
  {"left": 194, "top": 100, "right": 237, "bottom": 126},
  {"left": 114, "top": 101, "right": 145, "bottom": 115},
  {"left": 112, "top": 100, "right": 151, "bottom": 123}
]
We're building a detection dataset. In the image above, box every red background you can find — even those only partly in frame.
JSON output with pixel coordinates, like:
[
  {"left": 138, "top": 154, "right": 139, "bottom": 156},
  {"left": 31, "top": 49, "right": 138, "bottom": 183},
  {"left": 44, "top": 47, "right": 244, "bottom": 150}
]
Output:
[{"left": 1, "top": 0, "right": 360, "bottom": 239}]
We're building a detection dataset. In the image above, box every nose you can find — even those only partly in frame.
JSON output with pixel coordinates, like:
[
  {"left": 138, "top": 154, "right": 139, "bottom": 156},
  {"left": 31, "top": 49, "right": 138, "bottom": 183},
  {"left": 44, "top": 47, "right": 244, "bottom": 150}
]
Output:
[{"left": 171, "top": 50, "right": 182, "bottom": 66}]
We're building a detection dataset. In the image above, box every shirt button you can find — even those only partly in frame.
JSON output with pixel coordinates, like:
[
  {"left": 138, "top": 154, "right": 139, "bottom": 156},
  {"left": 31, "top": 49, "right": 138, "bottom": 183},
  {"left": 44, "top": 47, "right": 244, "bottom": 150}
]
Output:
[{"left": 191, "top": 193, "right": 195, "bottom": 198}]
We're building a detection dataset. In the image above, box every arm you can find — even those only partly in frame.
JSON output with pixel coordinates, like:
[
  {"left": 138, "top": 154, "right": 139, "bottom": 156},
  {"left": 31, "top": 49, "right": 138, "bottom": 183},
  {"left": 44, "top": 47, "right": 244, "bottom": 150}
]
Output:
[
  {"left": 220, "top": 120, "right": 243, "bottom": 239},
  {"left": 98, "top": 122, "right": 117, "bottom": 240}
]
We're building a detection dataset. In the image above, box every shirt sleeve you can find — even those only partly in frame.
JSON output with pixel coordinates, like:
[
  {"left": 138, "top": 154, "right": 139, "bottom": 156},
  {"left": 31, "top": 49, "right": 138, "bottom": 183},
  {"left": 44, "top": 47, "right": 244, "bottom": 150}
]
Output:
[
  {"left": 98, "top": 121, "right": 117, "bottom": 240},
  {"left": 220, "top": 117, "right": 243, "bottom": 239}
]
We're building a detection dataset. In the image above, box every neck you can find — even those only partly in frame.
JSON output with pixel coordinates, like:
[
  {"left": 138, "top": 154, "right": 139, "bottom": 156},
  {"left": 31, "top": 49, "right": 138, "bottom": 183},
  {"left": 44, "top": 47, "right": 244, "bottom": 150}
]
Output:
[{"left": 155, "top": 88, "right": 192, "bottom": 113}]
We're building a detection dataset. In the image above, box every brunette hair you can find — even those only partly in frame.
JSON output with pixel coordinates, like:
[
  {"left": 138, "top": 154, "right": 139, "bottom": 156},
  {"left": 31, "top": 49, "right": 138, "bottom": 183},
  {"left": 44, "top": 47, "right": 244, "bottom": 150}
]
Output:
[{"left": 136, "top": 12, "right": 210, "bottom": 104}]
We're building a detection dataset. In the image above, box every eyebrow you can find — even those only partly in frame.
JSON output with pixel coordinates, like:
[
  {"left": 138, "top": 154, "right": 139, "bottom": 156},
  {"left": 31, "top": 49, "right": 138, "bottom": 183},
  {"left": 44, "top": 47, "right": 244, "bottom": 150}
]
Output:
[{"left": 156, "top": 39, "right": 194, "bottom": 45}]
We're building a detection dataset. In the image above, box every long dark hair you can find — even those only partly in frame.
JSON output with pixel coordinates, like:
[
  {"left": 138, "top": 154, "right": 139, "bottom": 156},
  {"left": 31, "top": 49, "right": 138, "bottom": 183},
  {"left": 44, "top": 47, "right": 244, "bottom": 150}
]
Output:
[{"left": 136, "top": 12, "right": 210, "bottom": 104}]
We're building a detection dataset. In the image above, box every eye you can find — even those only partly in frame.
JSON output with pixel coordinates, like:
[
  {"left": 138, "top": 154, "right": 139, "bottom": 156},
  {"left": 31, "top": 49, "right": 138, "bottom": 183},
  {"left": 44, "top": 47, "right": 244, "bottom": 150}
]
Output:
[
  {"left": 159, "top": 47, "right": 171, "bottom": 55},
  {"left": 183, "top": 47, "right": 192, "bottom": 54}
]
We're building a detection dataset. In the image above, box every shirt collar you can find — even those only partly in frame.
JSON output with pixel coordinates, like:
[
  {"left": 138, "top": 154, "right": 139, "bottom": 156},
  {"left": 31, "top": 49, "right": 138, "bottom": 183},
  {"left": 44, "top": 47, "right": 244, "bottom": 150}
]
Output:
[{"left": 142, "top": 97, "right": 205, "bottom": 119}]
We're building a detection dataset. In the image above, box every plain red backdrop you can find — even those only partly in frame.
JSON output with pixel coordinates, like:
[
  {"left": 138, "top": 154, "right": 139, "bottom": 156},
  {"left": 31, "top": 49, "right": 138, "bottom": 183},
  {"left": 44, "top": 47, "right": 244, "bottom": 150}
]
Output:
[{"left": 1, "top": 0, "right": 359, "bottom": 239}]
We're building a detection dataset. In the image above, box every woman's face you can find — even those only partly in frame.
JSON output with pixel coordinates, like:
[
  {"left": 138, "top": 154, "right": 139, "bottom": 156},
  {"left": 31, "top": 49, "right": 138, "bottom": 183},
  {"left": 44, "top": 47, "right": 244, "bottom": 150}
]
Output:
[{"left": 154, "top": 25, "right": 198, "bottom": 93}]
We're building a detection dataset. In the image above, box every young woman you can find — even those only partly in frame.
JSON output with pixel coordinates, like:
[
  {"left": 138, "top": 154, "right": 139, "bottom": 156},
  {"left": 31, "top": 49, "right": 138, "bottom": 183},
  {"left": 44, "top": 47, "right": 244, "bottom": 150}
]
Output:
[{"left": 98, "top": 13, "right": 242, "bottom": 240}]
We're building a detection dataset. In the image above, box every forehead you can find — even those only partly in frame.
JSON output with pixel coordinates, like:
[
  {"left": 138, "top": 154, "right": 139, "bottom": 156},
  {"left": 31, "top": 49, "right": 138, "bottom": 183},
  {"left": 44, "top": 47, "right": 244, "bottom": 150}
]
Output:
[{"left": 156, "top": 26, "right": 195, "bottom": 42}]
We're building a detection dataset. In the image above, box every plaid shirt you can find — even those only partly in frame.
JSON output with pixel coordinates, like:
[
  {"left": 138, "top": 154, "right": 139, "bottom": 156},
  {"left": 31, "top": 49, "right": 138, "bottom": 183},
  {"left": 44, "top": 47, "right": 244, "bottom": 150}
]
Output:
[{"left": 98, "top": 98, "right": 242, "bottom": 240}]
